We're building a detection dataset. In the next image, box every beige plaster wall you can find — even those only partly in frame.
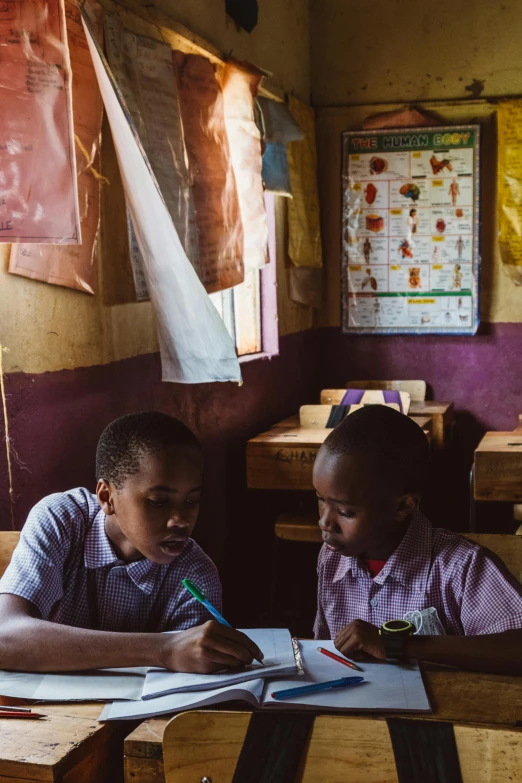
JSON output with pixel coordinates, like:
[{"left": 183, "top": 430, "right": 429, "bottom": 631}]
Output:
[
  {"left": 311, "top": 0, "right": 522, "bottom": 107},
  {"left": 0, "top": 0, "right": 311, "bottom": 374},
  {"left": 311, "top": 0, "right": 522, "bottom": 326}
]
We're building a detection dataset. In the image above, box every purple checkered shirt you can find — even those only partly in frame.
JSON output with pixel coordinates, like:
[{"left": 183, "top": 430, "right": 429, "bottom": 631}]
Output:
[
  {"left": 314, "top": 511, "right": 522, "bottom": 639},
  {"left": 0, "top": 488, "right": 222, "bottom": 632}
]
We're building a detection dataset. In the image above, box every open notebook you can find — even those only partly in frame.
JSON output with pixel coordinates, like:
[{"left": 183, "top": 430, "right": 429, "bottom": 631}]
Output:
[
  {"left": 100, "top": 640, "right": 431, "bottom": 720},
  {"left": 0, "top": 629, "right": 298, "bottom": 702}
]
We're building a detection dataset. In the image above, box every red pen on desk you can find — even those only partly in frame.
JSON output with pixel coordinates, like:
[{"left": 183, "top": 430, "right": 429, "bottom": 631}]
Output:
[
  {"left": 317, "top": 647, "right": 363, "bottom": 672},
  {"left": 0, "top": 706, "right": 45, "bottom": 719}
]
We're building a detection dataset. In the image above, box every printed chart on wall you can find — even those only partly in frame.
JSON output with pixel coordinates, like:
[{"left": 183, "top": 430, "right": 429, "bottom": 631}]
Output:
[{"left": 341, "top": 126, "right": 480, "bottom": 334}]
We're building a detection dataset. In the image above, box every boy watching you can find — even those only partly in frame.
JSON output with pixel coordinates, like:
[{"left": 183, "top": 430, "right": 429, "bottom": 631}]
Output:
[
  {"left": 0, "top": 412, "right": 261, "bottom": 673},
  {"left": 313, "top": 405, "right": 522, "bottom": 675}
]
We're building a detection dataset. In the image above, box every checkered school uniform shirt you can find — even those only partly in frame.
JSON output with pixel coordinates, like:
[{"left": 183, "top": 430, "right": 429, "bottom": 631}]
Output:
[
  {"left": 314, "top": 511, "right": 522, "bottom": 639},
  {"left": 0, "top": 488, "right": 222, "bottom": 633}
]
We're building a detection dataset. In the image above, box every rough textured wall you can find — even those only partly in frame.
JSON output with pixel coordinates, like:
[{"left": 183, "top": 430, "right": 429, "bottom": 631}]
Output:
[{"left": 311, "top": 0, "right": 522, "bottom": 106}]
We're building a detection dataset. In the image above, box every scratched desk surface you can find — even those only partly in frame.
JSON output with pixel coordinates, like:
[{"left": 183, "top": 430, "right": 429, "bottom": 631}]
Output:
[
  {"left": 247, "top": 416, "right": 432, "bottom": 490},
  {"left": 0, "top": 699, "right": 132, "bottom": 783}
]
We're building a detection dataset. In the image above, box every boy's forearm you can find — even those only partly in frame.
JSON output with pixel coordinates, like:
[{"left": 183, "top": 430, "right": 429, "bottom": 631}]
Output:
[
  {"left": 0, "top": 616, "right": 166, "bottom": 672},
  {"left": 406, "top": 630, "right": 522, "bottom": 676}
]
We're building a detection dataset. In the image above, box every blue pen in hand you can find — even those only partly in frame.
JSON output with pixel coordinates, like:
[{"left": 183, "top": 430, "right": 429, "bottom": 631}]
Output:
[
  {"left": 182, "top": 578, "right": 264, "bottom": 666},
  {"left": 271, "top": 676, "right": 364, "bottom": 701}
]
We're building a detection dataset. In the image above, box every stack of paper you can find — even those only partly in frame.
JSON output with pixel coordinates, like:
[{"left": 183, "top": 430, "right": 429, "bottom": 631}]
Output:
[
  {"left": 100, "top": 640, "right": 431, "bottom": 721},
  {"left": 0, "top": 629, "right": 297, "bottom": 702}
]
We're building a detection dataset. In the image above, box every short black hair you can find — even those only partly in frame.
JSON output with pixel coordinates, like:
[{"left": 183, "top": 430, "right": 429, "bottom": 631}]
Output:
[
  {"left": 322, "top": 405, "right": 430, "bottom": 494},
  {"left": 96, "top": 412, "right": 200, "bottom": 488}
]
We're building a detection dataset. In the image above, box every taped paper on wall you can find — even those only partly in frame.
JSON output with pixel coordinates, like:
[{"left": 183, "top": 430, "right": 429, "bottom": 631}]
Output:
[
  {"left": 9, "top": 0, "right": 103, "bottom": 292},
  {"left": 81, "top": 11, "right": 241, "bottom": 384},
  {"left": 497, "top": 100, "right": 522, "bottom": 285},
  {"left": 173, "top": 51, "right": 244, "bottom": 293},
  {"left": 0, "top": 0, "right": 80, "bottom": 243},
  {"left": 286, "top": 96, "right": 322, "bottom": 268}
]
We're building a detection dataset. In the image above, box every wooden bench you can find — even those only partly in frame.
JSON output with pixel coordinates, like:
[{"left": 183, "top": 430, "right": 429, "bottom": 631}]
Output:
[
  {"left": 272, "top": 523, "right": 522, "bottom": 582},
  {"left": 124, "top": 667, "right": 522, "bottom": 782},
  {"left": 161, "top": 710, "right": 522, "bottom": 783}
]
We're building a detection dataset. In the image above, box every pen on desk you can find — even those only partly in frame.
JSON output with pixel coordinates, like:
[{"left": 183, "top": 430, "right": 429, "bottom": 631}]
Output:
[
  {"left": 0, "top": 705, "right": 33, "bottom": 712},
  {"left": 317, "top": 647, "right": 363, "bottom": 672},
  {"left": 271, "top": 676, "right": 364, "bottom": 701},
  {"left": 0, "top": 708, "right": 45, "bottom": 719},
  {"left": 182, "top": 578, "right": 264, "bottom": 666}
]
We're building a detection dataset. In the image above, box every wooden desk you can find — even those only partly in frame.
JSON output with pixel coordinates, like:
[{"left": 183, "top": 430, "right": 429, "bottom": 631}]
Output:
[
  {"left": 474, "top": 424, "right": 522, "bottom": 502},
  {"left": 0, "top": 700, "right": 130, "bottom": 783},
  {"left": 123, "top": 668, "right": 522, "bottom": 783},
  {"left": 320, "top": 390, "right": 454, "bottom": 450},
  {"left": 247, "top": 416, "right": 432, "bottom": 490}
]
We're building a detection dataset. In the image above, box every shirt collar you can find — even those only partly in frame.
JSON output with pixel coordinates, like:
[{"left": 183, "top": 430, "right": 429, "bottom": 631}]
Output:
[
  {"left": 332, "top": 511, "right": 433, "bottom": 592},
  {"left": 84, "top": 510, "right": 169, "bottom": 594}
]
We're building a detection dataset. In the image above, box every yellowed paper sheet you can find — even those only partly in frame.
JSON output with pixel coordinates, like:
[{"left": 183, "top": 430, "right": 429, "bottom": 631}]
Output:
[
  {"left": 287, "top": 96, "right": 322, "bottom": 268},
  {"left": 173, "top": 51, "right": 244, "bottom": 293},
  {"left": 220, "top": 61, "right": 268, "bottom": 270},
  {"left": 498, "top": 100, "right": 522, "bottom": 284},
  {"left": 9, "top": 1, "right": 103, "bottom": 293},
  {"left": 0, "top": 0, "right": 80, "bottom": 243}
]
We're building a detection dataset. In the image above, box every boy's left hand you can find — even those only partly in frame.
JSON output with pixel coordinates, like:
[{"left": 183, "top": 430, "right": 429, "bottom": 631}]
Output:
[{"left": 334, "top": 619, "right": 386, "bottom": 660}]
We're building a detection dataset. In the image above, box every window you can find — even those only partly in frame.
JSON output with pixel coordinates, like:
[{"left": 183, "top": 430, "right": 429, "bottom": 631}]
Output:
[{"left": 209, "top": 193, "right": 278, "bottom": 359}]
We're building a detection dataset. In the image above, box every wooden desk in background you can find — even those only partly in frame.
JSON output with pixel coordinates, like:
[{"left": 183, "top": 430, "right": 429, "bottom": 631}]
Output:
[
  {"left": 320, "top": 391, "right": 454, "bottom": 450},
  {"left": 247, "top": 415, "right": 432, "bottom": 490},
  {"left": 0, "top": 700, "right": 131, "bottom": 783},
  {"left": 123, "top": 668, "right": 522, "bottom": 783},
  {"left": 474, "top": 417, "right": 522, "bottom": 502}
]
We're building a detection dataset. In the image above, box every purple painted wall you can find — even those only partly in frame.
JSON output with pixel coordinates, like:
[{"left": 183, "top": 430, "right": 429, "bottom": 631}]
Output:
[
  {"left": 318, "top": 323, "right": 522, "bottom": 435},
  {"left": 318, "top": 322, "right": 522, "bottom": 532},
  {"left": 0, "top": 329, "right": 318, "bottom": 550}
]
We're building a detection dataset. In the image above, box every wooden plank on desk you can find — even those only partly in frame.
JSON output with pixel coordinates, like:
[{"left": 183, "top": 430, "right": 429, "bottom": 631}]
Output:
[
  {"left": 474, "top": 432, "right": 522, "bottom": 501},
  {"left": 0, "top": 711, "right": 120, "bottom": 783}
]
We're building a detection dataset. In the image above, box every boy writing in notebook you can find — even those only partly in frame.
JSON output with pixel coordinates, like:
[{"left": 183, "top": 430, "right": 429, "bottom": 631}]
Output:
[
  {"left": 0, "top": 412, "right": 262, "bottom": 673},
  {"left": 313, "top": 405, "right": 522, "bottom": 675}
]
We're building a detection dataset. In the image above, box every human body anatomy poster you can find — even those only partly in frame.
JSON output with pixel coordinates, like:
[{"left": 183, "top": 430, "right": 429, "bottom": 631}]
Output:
[{"left": 341, "top": 126, "right": 480, "bottom": 334}]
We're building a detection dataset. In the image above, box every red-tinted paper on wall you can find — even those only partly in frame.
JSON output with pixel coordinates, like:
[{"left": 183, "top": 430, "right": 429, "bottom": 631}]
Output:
[
  {"left": 220, "top": 61, "right": 268, "bottom": 270},
  {"left": 173, "top": 51, "right": 243, "bottom": 293},
  {"left": 0, "top": 0, "right": 80, "bottom": 243},
  {"left": 9, "top": 1, "right": 103, "bottom": 292}
]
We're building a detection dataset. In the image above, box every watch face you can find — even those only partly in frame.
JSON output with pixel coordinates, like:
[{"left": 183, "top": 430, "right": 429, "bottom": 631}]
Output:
[{"left": 381, "top": 619, "right": 414, "bottom": 636}]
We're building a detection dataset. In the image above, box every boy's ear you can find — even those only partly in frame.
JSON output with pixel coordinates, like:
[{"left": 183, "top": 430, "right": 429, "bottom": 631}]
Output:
[
  {"left": 395, "top": 493, "right": 420, "bottom": 521},
  {"left": 96, "top": 479, "right": 116, "bottom": 516}
]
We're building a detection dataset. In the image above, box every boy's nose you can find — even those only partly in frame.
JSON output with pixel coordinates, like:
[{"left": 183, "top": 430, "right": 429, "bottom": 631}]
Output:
[
  {"left": 166, "top": 512, "right": 188, "bottom": 528},
  {"left": 318, "top": 507, "right": 337, "bottom": 533}
]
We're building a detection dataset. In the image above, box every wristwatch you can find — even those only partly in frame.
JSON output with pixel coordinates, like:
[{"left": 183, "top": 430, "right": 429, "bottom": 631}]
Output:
[{"left": 379, "top": 619, "right": 414, "bottom": 661}]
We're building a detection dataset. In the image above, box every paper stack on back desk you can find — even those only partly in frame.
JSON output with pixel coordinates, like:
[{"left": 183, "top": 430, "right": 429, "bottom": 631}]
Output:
[
  {"left": 0, "top": 629, "right": 297, "bottom": 702},
  {"left": 100, "top": 640, "right": 431, "bottom": 720}
]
